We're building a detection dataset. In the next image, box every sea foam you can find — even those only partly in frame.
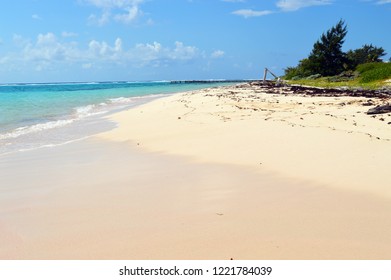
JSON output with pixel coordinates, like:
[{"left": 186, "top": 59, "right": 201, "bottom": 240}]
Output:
[{"left": 0, "top": 119, "right": 75, "bottom": 140}]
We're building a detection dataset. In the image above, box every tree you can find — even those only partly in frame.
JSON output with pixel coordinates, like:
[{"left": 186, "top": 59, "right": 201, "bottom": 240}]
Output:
[
  {"left": 304, "top": 19, "right": 348, "bottom": 76},
  {"left": 346, "top": 44, "right": 387, "bottom": 70},
  {"left": 283, "top": 60, "right": 313, "bottom": 79},
  {"left": 283, "top": 20, "right": 388, "bottom": 79}
]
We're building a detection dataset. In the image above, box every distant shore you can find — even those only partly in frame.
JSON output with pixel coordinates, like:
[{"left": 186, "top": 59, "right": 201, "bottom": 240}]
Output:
[{"left": 1, "top": 82, "right": 391, "bottom": 259}]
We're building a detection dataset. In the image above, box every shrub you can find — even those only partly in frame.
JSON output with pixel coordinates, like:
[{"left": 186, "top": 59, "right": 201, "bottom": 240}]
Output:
[
  {"left": 346, "top": 44, "right": 386, "bottom": 70},
  {"left": 357, "top": 62, "right": 391, "bottom": 83}
]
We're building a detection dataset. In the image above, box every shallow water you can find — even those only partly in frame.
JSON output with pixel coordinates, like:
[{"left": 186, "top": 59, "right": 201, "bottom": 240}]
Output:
[{"left": 0, "top": 81, "right": 233, "bottom": 154}]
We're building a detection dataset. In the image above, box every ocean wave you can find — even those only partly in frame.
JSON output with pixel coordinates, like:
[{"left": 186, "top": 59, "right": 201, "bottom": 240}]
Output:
[
  {"left": 131, "top": 93, "right": 170, "bottom": 100},
  {"left": 74, "top": 104, "right": 109, "bottom": 117},
  {"left": 151, "top": 80, "right": 171, "bottom": 83},
  {"left": 108, "top": 97, "right": 135, "bottom": 104},
  {"left": 108, "top": 93, "right": 167, "bottom": 104},
  {"left": 0, "top": 119, "right": 75, "bottom": 140},
  {"left": 0, "top": 92, "right": 168, "bottom": 142},
  {"left": 0, "top": 104, "right": 107, "bottom": 141},
  {"left": 75, "top": 104, "right": 96, "bottom": 115}
]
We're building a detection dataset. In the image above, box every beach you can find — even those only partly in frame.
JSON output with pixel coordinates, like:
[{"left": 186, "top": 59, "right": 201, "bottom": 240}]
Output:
[
  {"left": 1, "top": 83, "right": 391, "bottom": 259},
  {"left": 101, "top": 83, "right": 391, "bottom": 198}
]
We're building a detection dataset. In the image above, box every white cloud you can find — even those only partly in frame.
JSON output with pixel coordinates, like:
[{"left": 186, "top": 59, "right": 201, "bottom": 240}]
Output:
[
  {"left": 230, "top": 0, "right": 333, "bottom": 18},
  {"left": 211, "top": 50, "right": 225, "bottom": 58},
  {"left": 232, "top": 9, "right": 273, "bottom": 18},
  {"left": 87, "top": 37, "right": 123, "bottom": 63},
  {"left": 221, "top": 0, "right": 246, "bottom": 2},
  {"left": 13, "top": 34, "right": 29, "bottom": 47},
  {"left": 88, "top": 11, "right": 111, "bottom": 26},
  {"left": 32, "top": 14, "right": 42, "bottom": 20},
  {"left": 146, "top": 18, "right": 154, "bottom": 26},
  {"left": 134, "top": 41, "right": 199, "bottom": 66},
  {"left": 0, "top": 56, "right": 9, "bottom": 65},
  {"left": 114, "top": 5, "right": 141, "bottom": 24},
  {"left": 7, "top": 33, "right": 201, "bottom": 71},
  {"left": 62, "top": 31, "right": 78, "bottom": 38},
  {"left": 134, "top": 42, "right": 163, "bottom": 66},
  {"left": 276, "top": 0, "right": 332, "bottom": 11},
  {"left": 84, "top": 0, "right": 145, "bottom": 25},
  {"left": 377, "top": 0, "right": 391, "bottom": 3},
  {"left": 82, "top": 63, "right": 93, "bottom": 69},
  {"left": 169, "top": 41, "right": 198, "bottom": 60},
  {"left": 84, "top": 0, "right": 143, "bottom": 9},
  {"left": 23, "top": 33, "right": 80, "bottom": 64}
]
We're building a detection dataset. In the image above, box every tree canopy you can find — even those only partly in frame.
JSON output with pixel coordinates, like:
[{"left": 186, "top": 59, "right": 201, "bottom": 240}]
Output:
[
  {"left": 284, "top": 20, "right": 387, "bottom": 80},
  {"left": 346, "top": 44, "right": 386, "bottom": 70},
  {"left": 307, "top": 19, "right": 348, "bottom": 76}
]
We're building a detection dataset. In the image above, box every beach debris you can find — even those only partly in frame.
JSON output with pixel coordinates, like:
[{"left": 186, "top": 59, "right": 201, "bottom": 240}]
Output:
[
  {"left": 367, "top": 104, "right": 391, "bottom": 115},
  {"left": 248, "top": 81, "right": 391, "bottom": 98},
  {"left": 362, "top": 100, "right": 375, "bottom": 106},
  {"left": 262, "top": 68, "right": 283, "bottom": 86}
]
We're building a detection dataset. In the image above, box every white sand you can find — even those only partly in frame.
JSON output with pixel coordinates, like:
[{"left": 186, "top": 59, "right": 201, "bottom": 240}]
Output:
[{"left": 100, "top": 84, "right": 391, "bottom": 198}]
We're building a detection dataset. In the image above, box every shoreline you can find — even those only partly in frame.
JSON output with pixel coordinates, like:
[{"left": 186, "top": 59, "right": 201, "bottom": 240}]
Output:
[
  {"left": 1, "top": 83, "right": 391, "bottom": 259},
  {"left": 0, "top": 81, "right": 241, "bottom": 156}
]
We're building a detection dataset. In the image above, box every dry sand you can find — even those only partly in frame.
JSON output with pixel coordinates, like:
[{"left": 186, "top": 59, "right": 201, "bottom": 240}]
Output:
[
  {"left": 101, "top": 83, "right": 391, "bottom": 198},
  {"left": 1, "top": 83, "right": 391, "bottom": 259}
]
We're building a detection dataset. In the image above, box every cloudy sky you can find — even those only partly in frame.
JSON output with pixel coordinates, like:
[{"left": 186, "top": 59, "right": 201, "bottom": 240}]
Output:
[{"left": 0, "top": 0, "right": 390, "bottom": 83}]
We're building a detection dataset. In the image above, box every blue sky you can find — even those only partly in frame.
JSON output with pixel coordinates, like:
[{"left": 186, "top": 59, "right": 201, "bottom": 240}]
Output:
[{"left": 0, "top": 0, "right": 390, "bottom": 83}]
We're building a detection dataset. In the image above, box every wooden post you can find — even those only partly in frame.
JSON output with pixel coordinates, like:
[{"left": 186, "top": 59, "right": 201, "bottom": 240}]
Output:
[
  {"left": 263, "top": 68, "right": 268, "bottom": 83},
  {"left": 263, "top": 67, "right": 280, "bottom": 84}
]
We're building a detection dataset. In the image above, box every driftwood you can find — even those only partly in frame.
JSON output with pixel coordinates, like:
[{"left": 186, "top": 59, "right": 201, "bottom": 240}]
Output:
[
  {"left": 367, "top": 104, "right": 391, "bottom": 115},
  {"left": 263, "top": 68, "right": 279, "bottom": 83}
]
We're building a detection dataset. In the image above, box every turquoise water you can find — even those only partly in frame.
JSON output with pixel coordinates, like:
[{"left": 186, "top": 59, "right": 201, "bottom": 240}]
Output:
[{"left": 0, "top": 81, "right": 234, "bottom": 154}]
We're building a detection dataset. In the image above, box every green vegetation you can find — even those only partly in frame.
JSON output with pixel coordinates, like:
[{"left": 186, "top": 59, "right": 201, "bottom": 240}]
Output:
[
  {"left": 284, "top": 20, "right": 390, "bottom": 88},
  {"left": 346, "top": 45, "right": 386, "bottom": 70},
  {"left": 287, "top": 63, "right": 391, "bottom": 89},
  {"left": 357, "top": 62, "right": 391, "bottom": 83}
]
